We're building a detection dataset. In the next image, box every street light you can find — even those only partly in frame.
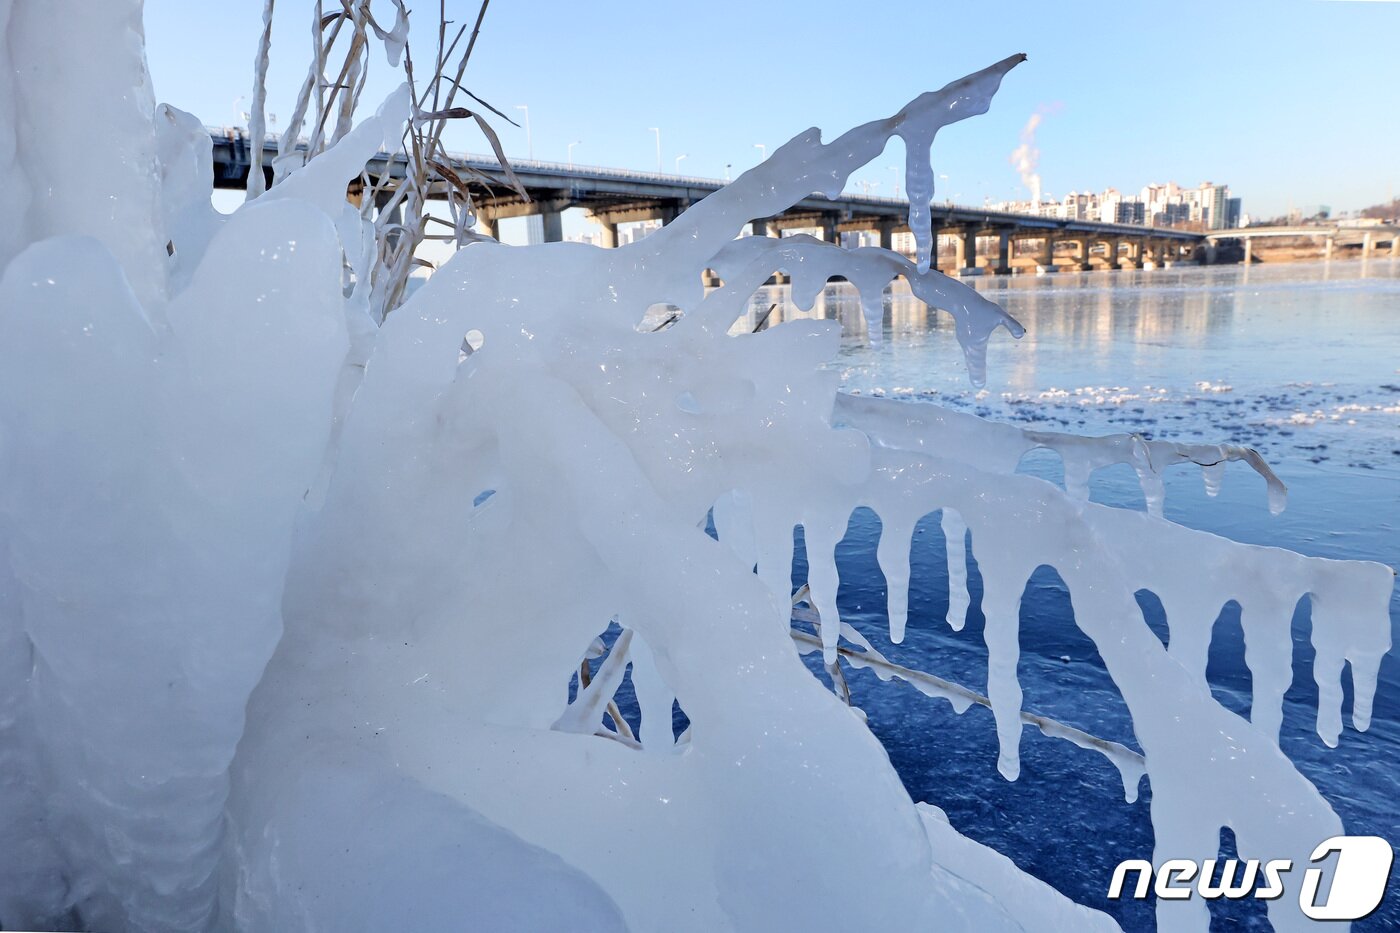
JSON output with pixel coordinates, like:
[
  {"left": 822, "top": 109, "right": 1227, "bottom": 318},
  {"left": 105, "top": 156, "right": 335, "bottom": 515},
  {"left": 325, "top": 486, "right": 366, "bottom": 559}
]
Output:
[
  {"left": 567, "top": 140, "right": 582, "bottom": 168},
  {"left": 674, "top": 153, "right": 688, "bottom": 174},
  {"left": 649, "top": 127, "right": 661, "bottom": 172},
  {"left": 725, "top": 163, "right": 732, "bottom": 182},
  {"left": 888, "top": 165, "right": 901, "bottom": 199},
  {"left": 754, "top": 143, "right": 766, "bottom": 162},
  {"left": 515, "top": 105, "right": 532, "bottom": 159}
]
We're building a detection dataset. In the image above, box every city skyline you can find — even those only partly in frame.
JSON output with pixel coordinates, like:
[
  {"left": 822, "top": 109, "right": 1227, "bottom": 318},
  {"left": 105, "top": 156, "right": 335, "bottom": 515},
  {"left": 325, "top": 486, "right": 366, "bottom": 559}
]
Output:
[
  {"left": 992, "top": 180, "right": 1243, "bottom": 230},
  {"left": 144, "top": 0, "right": 1399, "bottom": 219}
]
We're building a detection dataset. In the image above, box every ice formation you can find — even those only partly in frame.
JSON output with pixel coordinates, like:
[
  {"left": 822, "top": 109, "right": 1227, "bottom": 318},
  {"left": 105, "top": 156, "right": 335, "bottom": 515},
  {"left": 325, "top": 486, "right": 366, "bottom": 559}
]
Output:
[{"left": 0, "top": 4, "right": 1393, "bottom": 932}]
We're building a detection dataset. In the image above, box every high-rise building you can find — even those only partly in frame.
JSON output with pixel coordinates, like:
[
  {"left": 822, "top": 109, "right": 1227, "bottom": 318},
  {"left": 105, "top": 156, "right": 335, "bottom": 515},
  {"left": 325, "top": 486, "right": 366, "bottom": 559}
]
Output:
[
  {"left": 987, "top": 179, "right": 1236, "bottom": 229},
  {"left": 1199, "top": 182, "right": 1230, "bottom": 230},
  {"left": 1225, "top": 197, "right": 1242, "bottom": 229},
  {"left": 1113, "top": 200, "right": 1146, "bottom": 225}
]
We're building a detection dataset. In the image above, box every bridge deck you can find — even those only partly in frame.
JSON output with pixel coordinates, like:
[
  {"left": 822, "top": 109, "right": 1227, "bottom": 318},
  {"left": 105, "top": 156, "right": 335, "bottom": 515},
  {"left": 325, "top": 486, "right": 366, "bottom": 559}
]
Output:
[{"left": 206, "top": 128, "right": 1203, "bottom": 248}]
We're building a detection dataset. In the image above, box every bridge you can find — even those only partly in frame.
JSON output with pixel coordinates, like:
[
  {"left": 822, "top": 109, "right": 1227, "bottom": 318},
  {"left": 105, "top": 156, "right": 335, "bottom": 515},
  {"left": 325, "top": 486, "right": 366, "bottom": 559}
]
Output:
[
  {"left": 209, "top": 127, "right": 1204, "bottom": 274},
  {"left": 1202, "top": 224, "right": 1400, "bottom": 263}
]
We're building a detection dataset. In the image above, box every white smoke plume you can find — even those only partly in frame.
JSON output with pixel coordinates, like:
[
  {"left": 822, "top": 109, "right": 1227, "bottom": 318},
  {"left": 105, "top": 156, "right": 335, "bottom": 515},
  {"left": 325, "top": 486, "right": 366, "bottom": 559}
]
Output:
[{"left": 1009, "top": 112, "right": 1043, "bottom": 209}]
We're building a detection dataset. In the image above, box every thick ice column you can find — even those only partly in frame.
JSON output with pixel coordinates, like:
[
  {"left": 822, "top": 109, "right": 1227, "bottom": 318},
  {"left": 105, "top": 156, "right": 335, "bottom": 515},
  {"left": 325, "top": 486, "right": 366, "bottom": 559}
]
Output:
[{"left": 0, "top": 0, "right": 168, "bottom": 308}]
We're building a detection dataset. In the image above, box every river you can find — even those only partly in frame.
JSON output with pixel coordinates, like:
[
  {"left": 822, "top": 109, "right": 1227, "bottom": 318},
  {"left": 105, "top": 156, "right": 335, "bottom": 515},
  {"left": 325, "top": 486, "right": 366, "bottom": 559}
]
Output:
[{"left": 754, "top": 259, "right": 1400, "bottom": 929}]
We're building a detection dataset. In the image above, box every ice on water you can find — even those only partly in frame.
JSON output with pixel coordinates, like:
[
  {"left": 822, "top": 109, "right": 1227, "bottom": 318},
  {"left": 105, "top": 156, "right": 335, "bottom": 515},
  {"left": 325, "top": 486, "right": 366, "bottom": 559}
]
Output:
[{"left": 0, "top": 4, "right": 1391, "bottom": 931}]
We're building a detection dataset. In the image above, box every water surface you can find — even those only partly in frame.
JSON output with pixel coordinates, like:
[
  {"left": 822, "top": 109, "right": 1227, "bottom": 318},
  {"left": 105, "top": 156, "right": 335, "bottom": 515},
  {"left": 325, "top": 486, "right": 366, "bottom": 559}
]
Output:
[{"left": 760, "top": 259, "right": 1400, "bottom": 930}]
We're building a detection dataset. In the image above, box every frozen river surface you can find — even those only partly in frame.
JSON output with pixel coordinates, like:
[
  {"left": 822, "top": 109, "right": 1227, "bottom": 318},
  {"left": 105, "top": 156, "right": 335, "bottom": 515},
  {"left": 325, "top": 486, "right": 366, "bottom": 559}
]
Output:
[{"left": 755, "top": 259, "right": 1399, "bottom": 929}]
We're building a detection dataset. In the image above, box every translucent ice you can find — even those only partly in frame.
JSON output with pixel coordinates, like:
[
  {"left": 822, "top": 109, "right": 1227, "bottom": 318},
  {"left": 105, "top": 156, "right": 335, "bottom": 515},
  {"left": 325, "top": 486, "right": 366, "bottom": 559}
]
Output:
[{"left": 0, "top": 5, "right": 1391, "bottom": 933}]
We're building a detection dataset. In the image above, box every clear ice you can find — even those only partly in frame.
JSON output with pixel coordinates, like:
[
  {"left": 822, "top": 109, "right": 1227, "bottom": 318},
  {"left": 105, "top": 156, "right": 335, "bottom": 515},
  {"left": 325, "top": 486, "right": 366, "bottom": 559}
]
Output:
[{"left": 0, "top": 4, "right": 1392, "bottom": 932}]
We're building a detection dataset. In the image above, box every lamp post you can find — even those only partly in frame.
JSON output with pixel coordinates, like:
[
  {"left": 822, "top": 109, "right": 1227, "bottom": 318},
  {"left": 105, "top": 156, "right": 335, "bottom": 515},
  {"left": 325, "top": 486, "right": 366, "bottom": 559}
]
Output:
[
  {"left": 674, "top": 153, "right": 688, "bottom": 174},
  {"left": 888, "top": 165, "right": 900, "bottom": 199},
  {"left": 725, "top": 163, "right": 732, "bottom": 182},
  {"left": 567, "top": 140, "right": 581, "bottom": 168},
  {"left": 515, "top": 105, "right": 532, "bottom": 159},
  {"left": 649, "top": 127, "right": 661, "bottom": 172},
  {"left": 754, "top": 142, "right": 766, "bottom": 162}
]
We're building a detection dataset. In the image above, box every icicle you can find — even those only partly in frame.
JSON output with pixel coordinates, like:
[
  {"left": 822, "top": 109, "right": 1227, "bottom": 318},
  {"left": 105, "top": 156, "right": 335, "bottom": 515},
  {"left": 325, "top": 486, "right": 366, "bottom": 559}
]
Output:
[
  {"left": 1239, "top": 588, "right": 1301, "bottom": 743},
  {"left": 978, "top": 563, "right": 1026, "bottom": 781},
  {"left": 1202, "top": 460, "right": 1225, "bottom": 498},
  {"left": 942, "top": 509, "right": 970, "bottom": 631},
  {"left": 3, "top": 31, "right": 1390, "bottom": 931},
  {"left": 801, "top": 516, "right": 846, "bottom": 664},
  {"left": 894, "top": 54, "right": 1027, "bottom": 272},
  {"left": 876, "top": 513, "right": 916, "bottom": 643}
]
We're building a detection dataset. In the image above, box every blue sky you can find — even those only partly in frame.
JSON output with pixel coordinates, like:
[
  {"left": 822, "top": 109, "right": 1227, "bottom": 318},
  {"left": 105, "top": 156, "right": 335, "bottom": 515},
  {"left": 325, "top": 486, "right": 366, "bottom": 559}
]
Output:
[{"left": 144, "top": 0, "right": 1399, "bottom": 219}]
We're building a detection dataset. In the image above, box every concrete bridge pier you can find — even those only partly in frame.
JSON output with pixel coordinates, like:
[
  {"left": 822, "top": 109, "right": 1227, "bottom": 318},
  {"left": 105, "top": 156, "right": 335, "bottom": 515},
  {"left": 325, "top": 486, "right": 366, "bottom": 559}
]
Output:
[
  {"left": 821, "top": 213, "right": 841, "bottom": 247},
  {"left": 540, "top": 208, "right": 564, "bottom": 243},
  {"left": 657, "top": 201, "right": 684, "bottom": 226},
  {"left": 1033, "top": 236, "right": 1056, "bottom": 273},
  {"left": 1097, "top": 239, "right": 1112, "bottom": 269},
  {"left": 1073, "top": 239, "right": 1093, "bottom": 271},
  {"left": 1324, "top": 236, "right": 1334, "bottom": 261},
  {"left": 1392, "top": 234, "right": 1399, "bottom": 257},
  {"left": 1204, "top": 242, "right": 1219, "bottom": 265},
  {"left": 478, "top": 214, "right": 500, "bottom": 240},
  {"left": 955, "top": 227, "right": 978, "bottom": 276},
  {"left": 1362, "top": 232, "right": 1374, "bottom": 259},
  {"left": 993, "top": 229, "right": 1012, "bottom": 275},
  {"left": 1242, "top": 237, "right": 1253, "bottom": 265},
  {"left": 482, "top": 193, "right": 573, "bottom": 243},
  {"left": 878, "top": 219, "right": 895, "bottom": 252},
  {"left": 1124, "top": 240, "right": 1144, "bottom": 269},
  {"left": 1141, "top": 240, "right": 1160, "bottom": 269},
  {"left": 598, "top": 220, "right": 619, "bottom": 248},
  {"left": 1112, "top": 240, "right": 1127, "bottom": 268}
]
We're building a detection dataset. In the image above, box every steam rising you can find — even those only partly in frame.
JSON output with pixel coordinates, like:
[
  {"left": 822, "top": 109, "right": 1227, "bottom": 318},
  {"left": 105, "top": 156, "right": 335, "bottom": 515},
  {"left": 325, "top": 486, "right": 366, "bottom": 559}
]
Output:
[{"left": 1009, "top": 109, "right": 1046, "bottom": 209}]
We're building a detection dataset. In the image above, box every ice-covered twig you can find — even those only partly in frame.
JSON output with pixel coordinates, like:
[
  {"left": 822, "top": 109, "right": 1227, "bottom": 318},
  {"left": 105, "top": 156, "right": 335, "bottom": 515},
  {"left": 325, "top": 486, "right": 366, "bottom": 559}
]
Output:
[
  {"left": 244, "top": 0, "right": 276, "bottom": 200},
  {"left": 790, "top": 609, "right": 1147, "bottom": 802}
]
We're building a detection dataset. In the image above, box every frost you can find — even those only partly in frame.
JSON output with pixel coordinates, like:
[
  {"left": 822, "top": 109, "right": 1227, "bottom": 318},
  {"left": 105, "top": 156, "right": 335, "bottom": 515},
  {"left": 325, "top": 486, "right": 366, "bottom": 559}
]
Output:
[{"left": 0, "top": 6, "right": 1392, "bottom": 933}]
